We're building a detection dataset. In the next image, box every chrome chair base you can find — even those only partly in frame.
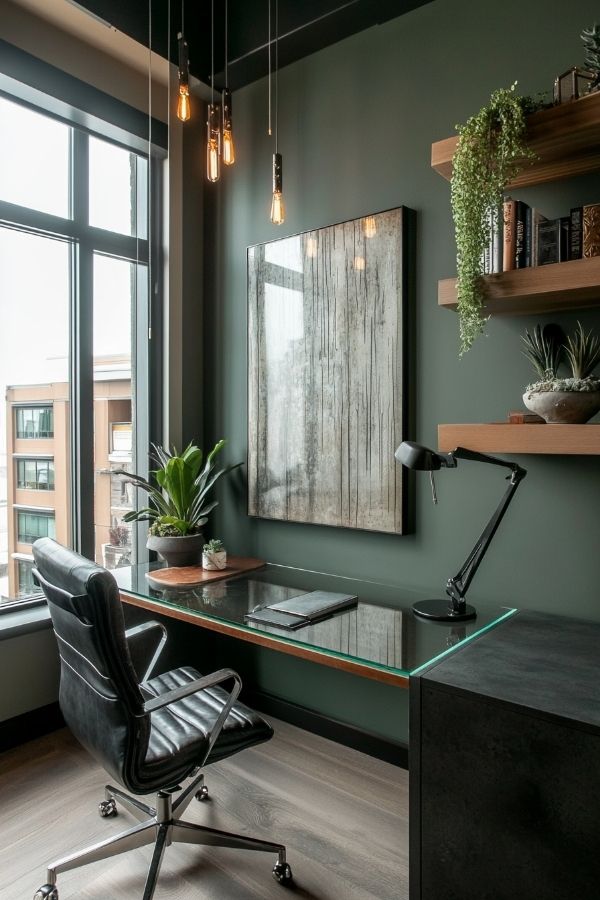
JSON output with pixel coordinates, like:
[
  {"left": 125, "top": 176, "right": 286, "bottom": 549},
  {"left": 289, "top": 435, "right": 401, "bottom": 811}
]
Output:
[{"left": 34, "top": 771, "right": 292, "bottom": 900}]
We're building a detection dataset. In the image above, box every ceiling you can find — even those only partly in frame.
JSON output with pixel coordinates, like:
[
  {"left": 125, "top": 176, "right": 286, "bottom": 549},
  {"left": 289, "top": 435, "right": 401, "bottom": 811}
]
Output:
[{"left": 72, "top": 0, "right": 434, "bottom": 90}]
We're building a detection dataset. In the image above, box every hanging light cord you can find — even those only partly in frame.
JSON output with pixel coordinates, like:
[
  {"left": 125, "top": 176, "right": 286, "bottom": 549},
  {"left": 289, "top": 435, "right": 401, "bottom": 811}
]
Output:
[
  {"left": 225, "top": 0, "right": 228, "bottom": 88},
  {"left": 211, "top": 0, "right": 214, "bottom": 103},
  {"left": 268, "top": 0, "right": 272, "bottom": 136},
  {"left": 181, "top": 0, "right": 184, "bottom": 35},
  {"left": 275, "top": 0, "right": 278, "bottom": 153}
]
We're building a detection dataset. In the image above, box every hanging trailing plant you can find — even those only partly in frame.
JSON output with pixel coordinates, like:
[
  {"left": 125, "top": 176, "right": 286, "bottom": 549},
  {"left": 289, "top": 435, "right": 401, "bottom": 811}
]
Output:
[{"left": 451, "top": 84, "right": 539, "bottom": 355}]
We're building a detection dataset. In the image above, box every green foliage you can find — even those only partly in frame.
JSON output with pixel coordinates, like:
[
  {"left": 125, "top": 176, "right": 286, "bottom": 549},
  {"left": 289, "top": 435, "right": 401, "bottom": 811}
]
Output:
[
  {"left": 581, "top": 23, "right": 600, "bottom": 79},
  {"left": 451, "top": 84, "right": 536, "bottom": 354},
  {"left": 521, "top": 323, "right": 565, "bottom": 380},
  {"left": 203, "top": 538, "right": 225, "bottom": 553},
  {"left": 565, "top": 321, "right": 600, "bottom": 379},
  {"left": 115, "top": 440, "right": 242, "bottom": 536},
  {"left": 522, "top": 321, "right": 600, "bottom": 391}
]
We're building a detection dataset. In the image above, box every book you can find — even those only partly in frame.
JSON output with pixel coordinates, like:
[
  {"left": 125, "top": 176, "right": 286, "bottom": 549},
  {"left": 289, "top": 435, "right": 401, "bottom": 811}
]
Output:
[
  {"left": 515, "top": 201, "right": 529, "bottom": 268},
  {"left": 267, "top": 590, "right": 358, "bottom": 618},
  {"left": 537, "top": 218, "right": 560, "bottom": 265},
  {"left": 244, "top": 590, "right": 358, "bottom": 630},
  {"left": 503, "top": 198, "right": 517, "bottom": 271},
  {"left": 492, "top": 217, "right": 503, "bottom": 272},
  {"left": 530, "top": 209, "right": 547, "bottom": 268},
  {"left": 244, "top": 608, "right": 308, "bottom": 630},
  {"left": 508, "top": 411, "right": 545, "bottom": 424},
  {"left": 570, "top": 207, "right": 583, "bottom": 260},
  {"left": 583, "top": 203, "right": 600, "bottom": 257},
  {"left": 559, "top": 216, "right": 570, "bottom": 261}
]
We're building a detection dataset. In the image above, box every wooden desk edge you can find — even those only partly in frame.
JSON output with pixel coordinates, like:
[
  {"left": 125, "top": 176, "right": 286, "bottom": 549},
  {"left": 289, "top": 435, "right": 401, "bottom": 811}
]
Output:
[{"left": 120, "top": 590, "right": 409, "bottom": 689}]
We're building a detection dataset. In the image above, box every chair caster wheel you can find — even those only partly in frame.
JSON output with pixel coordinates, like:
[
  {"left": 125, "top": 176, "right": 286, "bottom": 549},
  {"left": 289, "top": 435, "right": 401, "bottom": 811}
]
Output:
[
  {"left": 195, "top": 785, "right": 209, "bottom": 801},
  {"left": 34, "top": 885, "right": 58, "bottom": 900},
  {"left": 272, "top": 862, "right": 293, "bottom": 885},
  {"left": 98, "top": 797, "right": 117, "bottom": 818}
]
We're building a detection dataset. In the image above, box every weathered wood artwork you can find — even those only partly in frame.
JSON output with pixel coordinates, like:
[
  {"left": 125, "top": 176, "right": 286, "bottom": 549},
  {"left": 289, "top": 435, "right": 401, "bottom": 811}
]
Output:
[{"left": 248, "top": 207, "right": 411, "bottom": 533}]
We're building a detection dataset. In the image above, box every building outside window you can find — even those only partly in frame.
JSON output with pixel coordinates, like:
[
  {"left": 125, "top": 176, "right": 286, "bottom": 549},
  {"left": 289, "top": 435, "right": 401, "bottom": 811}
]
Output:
[
  {"left": 17, "top": 458, "right": 55, "bottom": 491},
  {"left": 15, "top": 406, "right": 54, "bottom": 439},
  {"left": 0, "top": 87, "right": 160, "bottom": 608},
  {"left": 16, "top": 558, "right": 36, "bottom": 599},
  {"left": 17, "top": 510, "right": 56, "bottom": 544}
]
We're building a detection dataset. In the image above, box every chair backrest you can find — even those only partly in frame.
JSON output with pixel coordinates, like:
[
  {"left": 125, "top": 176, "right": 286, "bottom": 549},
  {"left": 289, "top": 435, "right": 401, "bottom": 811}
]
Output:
[{"left": 32, "top": 538, "right": 149, "bottom": 787}]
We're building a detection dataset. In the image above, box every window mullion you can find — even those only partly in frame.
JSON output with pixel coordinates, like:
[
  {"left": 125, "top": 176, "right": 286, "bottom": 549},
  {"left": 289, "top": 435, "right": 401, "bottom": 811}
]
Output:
[{"left": 71, "top": 131, "right": 94, "bottom": 558}]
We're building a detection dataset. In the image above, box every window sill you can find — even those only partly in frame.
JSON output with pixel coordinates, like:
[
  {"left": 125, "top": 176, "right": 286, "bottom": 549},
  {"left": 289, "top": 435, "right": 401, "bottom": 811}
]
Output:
[{"left": 0, "top": 603, "right": 51, "bottom": 641}]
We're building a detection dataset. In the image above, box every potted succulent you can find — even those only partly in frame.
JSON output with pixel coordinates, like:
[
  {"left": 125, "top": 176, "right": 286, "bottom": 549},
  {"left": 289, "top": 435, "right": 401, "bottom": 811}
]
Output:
[
  {"left": 115, "top": 440, "right": 241, "bottom": 567},
  {"left": 522, "top": 322, "right": 600, "bottom": 423},
  {"left": 202, "top": 539, "right": 227, "bottom": 571}
]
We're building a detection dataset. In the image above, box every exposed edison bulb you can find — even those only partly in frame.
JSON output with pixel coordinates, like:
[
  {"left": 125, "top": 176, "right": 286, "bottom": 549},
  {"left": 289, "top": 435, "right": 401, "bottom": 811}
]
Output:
[
  {"left": 363, "top": 215, "right": 377, "bottom": 238},
  {"left": 207, "top": 138, "right": 220, "bottom": 182},
  {"left": 177, "top": 33, "right": 191, "bottom": 122},
  {"left": 223, "top": 129, "right": 235, "bottom": 165},
  {"left": 270, "top": 152, "right": 285, "bottom": 225},
  {"left": 206, "top": 103, "right": 221, "bottom": 183},
  {"left": 177, "top": 85, "right": 191, "bottom": 122},
  {"left": 222, "top": 89, "right": 235, "bottom": 166},
  {"left": 271, "top": 191, "right": 285, "bottom": 225},
  {"left": 354, "top": 256, "right": 366, "bottom": 270}
]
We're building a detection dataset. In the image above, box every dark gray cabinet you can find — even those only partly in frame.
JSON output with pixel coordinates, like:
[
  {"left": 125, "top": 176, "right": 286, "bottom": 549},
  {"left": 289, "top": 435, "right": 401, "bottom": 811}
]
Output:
[{"left": 410, "top": 611, "right": 600, "bottom": 900}]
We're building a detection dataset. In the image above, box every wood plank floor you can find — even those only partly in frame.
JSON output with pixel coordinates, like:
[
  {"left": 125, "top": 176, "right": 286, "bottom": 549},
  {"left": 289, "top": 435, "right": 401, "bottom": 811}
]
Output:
[{"left": 0, "top": 718, "right": 408, "bottom": 900}]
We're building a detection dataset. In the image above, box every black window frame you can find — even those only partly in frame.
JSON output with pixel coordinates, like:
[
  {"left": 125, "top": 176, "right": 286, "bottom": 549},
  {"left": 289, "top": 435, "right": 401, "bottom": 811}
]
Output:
[{"left": 0, "top": 44, "right": 165, "bottom": 611}]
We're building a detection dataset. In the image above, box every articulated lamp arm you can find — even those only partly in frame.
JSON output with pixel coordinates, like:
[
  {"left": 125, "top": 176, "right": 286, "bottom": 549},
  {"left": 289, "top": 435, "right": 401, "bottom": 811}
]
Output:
[{"left": 445, "top": 448, "right": 527, "bottom": 612}]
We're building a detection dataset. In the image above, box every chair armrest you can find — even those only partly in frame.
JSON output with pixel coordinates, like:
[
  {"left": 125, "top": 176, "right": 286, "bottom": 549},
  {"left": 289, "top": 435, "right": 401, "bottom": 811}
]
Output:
[
  {"left": 125, "top": 620, "right": 167, "bottom": 682},
  {"left": 142, "top": 668, "right": 242, "bottom": 765}
]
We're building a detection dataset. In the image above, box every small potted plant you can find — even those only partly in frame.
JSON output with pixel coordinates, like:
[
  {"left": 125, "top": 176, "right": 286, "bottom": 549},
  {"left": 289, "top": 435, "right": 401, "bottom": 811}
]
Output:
[
  {"left": 202, "top": 539, "right": 227, "bottom": 571},
  {"left": 522, "top": 322, "right": 600, "bottom": 423},
  {"left": 114, "top": 440, "right": 241, "bottom": 567}
]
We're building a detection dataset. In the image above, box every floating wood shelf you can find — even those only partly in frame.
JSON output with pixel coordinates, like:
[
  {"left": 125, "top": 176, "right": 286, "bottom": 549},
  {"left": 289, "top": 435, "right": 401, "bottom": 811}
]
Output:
[
  {"left": 432, "top": 91, "right": 600, "bottom": 188},
  {"left": 438, "top": 257, "right": 600, "bottom": 316},
  {"left": 438, "top": 423, "right": 600, "bottom": 455}
]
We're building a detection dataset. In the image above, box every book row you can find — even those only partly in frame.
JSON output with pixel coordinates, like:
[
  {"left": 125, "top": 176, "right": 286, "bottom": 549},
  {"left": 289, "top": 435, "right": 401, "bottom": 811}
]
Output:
[{"left": 481, "top": 201, "right": 600, "bottom": 274}]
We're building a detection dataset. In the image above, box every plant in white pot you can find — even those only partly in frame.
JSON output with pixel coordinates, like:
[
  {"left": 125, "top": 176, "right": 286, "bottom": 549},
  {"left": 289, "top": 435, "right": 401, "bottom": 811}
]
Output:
[
  {"left": 522, "top": 322, "right": 600, "bottom": 424},
  {"left": 202, "top": 539, "right": 227, "bottom": 571},
  {"left": 114, "top": 441, "right": 241, "bottom": 567}
]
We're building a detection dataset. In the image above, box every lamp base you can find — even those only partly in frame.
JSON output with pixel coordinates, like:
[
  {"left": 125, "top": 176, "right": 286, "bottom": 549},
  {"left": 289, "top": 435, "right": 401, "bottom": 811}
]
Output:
[{"left": 412, "top": 599, "right": 477, "bottom": 621}]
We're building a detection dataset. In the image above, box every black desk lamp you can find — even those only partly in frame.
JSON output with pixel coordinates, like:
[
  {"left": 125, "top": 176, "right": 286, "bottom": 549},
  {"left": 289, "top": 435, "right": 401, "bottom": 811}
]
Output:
[{"left": 395, "top": 441, "right": 527, "bottom": 621}]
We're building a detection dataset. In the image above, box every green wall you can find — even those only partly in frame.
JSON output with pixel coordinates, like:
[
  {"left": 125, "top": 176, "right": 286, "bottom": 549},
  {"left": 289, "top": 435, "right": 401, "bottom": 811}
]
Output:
[{"left": 204, "top": 0, "right": 600, "bottom": 744}]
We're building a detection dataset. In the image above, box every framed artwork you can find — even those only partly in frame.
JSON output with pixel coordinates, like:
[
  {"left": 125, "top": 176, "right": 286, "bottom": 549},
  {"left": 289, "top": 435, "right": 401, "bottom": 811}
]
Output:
[{"left": 247, "top": 206, "right": 414, "bottom": 534}]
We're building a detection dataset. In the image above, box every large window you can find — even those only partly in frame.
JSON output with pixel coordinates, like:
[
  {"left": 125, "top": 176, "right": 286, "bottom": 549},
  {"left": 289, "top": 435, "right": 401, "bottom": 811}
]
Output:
[
  {"left": 15, "top": 407, "right": 54, "bottom": 439},
  {"left": 0, "top": 92, "right": 157, "bottom": 608},
  {"left": 17, "top": 510, "right": 56, "bottom": 544},
  {"left": 17, "top": 458, "right": 55, "bottom": 491}
]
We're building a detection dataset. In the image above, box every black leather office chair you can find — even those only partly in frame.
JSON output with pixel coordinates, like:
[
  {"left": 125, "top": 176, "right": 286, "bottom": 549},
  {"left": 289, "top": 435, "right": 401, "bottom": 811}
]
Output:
[{"left": 31, "top": 538, "right": 293, "bottom": 900}]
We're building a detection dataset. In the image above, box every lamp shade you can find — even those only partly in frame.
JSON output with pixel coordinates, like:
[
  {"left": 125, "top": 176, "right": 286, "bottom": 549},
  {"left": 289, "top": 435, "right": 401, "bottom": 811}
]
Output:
[{"left": 395, "top": 441, "right": 445, "bottom": 471}]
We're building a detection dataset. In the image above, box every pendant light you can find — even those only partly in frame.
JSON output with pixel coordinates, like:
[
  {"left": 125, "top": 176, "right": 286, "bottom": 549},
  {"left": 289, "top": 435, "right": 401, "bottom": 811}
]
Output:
[
  {"left": 222, "top": 0, "right": 235, "bottom": 165},
  {"left": 206, "top": 0, "right": 220, "bottom": 182},
  {"left": 270, "top": 0, "right": 284, "bottom": 225},
  {"left": 176, "top": 1, "right": 191, "bottom": 122}
]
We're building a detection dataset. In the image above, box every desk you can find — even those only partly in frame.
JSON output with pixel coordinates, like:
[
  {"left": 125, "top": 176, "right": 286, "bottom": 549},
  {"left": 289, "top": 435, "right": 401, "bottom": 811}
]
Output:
[
  {"left": 115, "top": 562, "right": 513, "bottom": 688},
  {"left": 410, "top": 611, "right": 600, "bottom": 900}
]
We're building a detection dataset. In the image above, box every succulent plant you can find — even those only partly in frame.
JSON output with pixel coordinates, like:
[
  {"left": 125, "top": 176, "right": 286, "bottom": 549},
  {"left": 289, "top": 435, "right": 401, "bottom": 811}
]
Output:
[
  {"left": 521, "top": 323, "right": 565, "bottom": 380},
  {"left": 522, "top": 321, "right": 600, "bottom": 392},
  {"left": 581, "top": 23, "right": 600, "bottom": 87},
  {"left": 564, "top": 321, "right": 600, "bottom": 380},
  {"left": 203, "top": 539, "right": 225, "bottom": 553}
]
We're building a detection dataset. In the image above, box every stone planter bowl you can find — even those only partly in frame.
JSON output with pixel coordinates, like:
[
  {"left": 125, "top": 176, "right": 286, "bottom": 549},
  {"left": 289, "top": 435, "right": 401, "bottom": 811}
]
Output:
[
  {"left": 523, "top": 390, "right": 600, "bottom": 424},
  {"left": 146, "top": 533, "right": 204, "bottom": 567}
]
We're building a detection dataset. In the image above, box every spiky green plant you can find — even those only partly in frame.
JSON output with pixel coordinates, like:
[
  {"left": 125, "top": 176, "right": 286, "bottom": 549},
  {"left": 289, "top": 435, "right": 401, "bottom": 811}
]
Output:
[
  {"left": 581, "top": 23, "right": 600, "bottom": 88},
  {"left": 114, "top": 441, "right": 241, "bottom": 537},
  {"left": 203, "top": 539, "right": 224, "bottom": 553},
  {"left": 565, "top": 321, "right": 600, "bottom": 379},
  {"left": 451, "top": 84, "right": 538, "bottom": 355},
  {"left": 521, "top": 323, "right": 565, "bottom": 380}
]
